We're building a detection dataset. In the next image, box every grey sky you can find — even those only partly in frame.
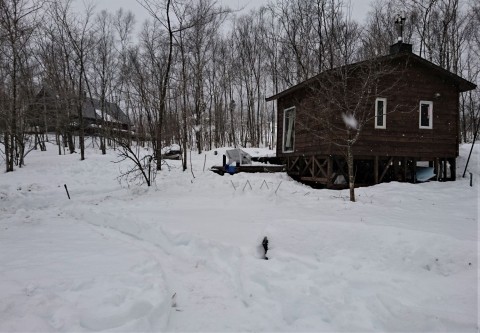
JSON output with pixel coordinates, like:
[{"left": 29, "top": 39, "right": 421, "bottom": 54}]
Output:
[{"left": 86, "top": 0, "right": 374, "bottom": 30}]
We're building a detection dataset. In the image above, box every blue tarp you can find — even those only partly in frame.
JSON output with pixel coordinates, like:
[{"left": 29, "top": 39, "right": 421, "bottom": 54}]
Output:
[{"left": 226, "top": 165, "right": 236, "bottom": 175}]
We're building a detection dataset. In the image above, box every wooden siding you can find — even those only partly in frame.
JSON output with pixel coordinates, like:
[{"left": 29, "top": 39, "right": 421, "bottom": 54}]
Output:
[{"left": 276, "top": 60, "right": 462, "bottom": 160}]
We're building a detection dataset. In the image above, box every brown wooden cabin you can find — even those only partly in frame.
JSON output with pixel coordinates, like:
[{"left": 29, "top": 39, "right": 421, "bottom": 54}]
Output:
[{"left": 266, "top": 42, "right": 476, "bottom": 188}]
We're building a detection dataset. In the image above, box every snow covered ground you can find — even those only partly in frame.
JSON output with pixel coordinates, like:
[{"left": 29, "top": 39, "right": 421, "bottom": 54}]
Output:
[{"left": 0, "top": 140, "right": 478, "bottom": 332}]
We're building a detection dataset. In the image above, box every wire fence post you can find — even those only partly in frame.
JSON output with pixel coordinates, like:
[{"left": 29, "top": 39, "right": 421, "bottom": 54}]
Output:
[
  {"left": 260, "top": 179, "right": 269, "bottom": 189},
  {"left": 243, "top": 180, "right": 253, "bottom": 191},
  {"left": 274, "top": 181, "right": 282, "bottom": 195}
]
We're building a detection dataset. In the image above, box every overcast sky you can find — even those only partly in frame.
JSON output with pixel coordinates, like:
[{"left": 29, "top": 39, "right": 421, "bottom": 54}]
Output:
[{"left": 84, "top": 0, "right": 374, "bottom": 31}]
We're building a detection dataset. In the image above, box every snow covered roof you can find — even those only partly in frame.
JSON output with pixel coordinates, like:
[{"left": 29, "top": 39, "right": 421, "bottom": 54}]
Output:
[{"left": 82, "top": 98, "right": 130, "bottom": 125}]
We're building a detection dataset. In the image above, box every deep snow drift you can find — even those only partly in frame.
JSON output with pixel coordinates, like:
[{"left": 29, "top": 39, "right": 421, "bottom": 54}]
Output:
[{"left": 0, "top": 141, "right": 478, "bottom": 332}]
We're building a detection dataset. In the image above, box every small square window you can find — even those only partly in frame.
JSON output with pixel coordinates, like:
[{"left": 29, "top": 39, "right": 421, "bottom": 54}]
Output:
[
  {"left": 419, "top": 101, "right": 433, "bottom": 129},
  {"left": 375, "top": 98, "right": 387, "bottom": 129}
]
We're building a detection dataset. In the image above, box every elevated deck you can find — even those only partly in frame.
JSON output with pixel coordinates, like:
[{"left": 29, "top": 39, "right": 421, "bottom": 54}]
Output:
[{"left": 283, "top": 154, "right": 455, "bottom": 188}]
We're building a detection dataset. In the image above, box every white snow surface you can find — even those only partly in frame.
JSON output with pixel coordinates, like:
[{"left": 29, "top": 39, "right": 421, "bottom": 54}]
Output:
[{"left": 0, "top": 141, "right": 478, "bottom": 332}]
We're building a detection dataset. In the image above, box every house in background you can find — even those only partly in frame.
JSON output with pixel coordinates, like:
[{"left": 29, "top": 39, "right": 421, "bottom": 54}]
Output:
[
  {"left": 81, "top": 97, "right": 131, "bottom": 133},
  {"left": 266, "top": 41, "right": 476, "bottom": 188},
  {"left": 30, "top": 87, "right": 131, "bottom": 134}
]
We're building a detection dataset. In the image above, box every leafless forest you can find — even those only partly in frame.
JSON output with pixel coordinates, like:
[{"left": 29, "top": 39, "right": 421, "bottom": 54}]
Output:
[{"left": 0, "top": 0, "right": 479, "bottom": 173}]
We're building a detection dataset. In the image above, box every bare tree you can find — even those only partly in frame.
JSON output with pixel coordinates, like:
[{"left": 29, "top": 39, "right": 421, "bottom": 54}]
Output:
[
  {"left": 113, "top": 136, "right": 156, "bottom": 186},
  {"left": 111, "top": 8, "right": 136, "bottom": 147},
  {"left": 137, "top": 0, "right": 174, "bottom": 170},
  {"left": 359, "top": 0, "right": 416, "bottom": 59},
  {"left": 180, "top": 0, "right": 229, "bottom": 154},
  {"left": 89, "top": 9, "right": 117, "bottom": 154},
  {"left": 0, "top": 0, "right": 42, "bottom": 171},
  {"left": 36, "top": 18, "right": 79, "bottom": 155},
  {"left": 460, "top": 0, "right": 480, "bottom": 142},
  {"left": 52, "top": 0, "right": 95, "bottom": 161},
  {"left": 301, "top": 60, "right": 405, "bottom": 201}
]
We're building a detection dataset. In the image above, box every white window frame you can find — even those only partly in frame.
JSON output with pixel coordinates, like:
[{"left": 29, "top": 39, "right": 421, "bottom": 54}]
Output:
[
  {"left": 375, "top": 97, "right": 387, "bottom": 129},
  {"left": 282, "top": 107, "right": 295, "bottom": 153},
  {"left": 419, "top": 100, "right": 433, "bottom": 129}
]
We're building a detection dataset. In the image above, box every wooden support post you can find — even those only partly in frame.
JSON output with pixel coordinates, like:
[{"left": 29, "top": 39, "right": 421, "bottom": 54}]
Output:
[
  {"left": 443, "top": 158, "right": 447, "bottom": 180},
  {"left": 300, "top": 156, "right": 311, "bottom": 177},
  {"left": 435, "top": 158, "right": 440, "bottom": 181},
  {"left": 379, "top": 157, "right": 394, "bottom": 183},
  {"left": 393, "top": 157, "right": 400, "bottom": 181},
  {"left": 314, "top": 157, "right": 328, "bottom": 179},
  {"left": 327, "top": 156, "right": 333, "bottom": 187},
  {"left": 438, "top": 159, "right": 443, "bottom": 181},
  {"left": 412, "top": 158, "right": 417, "bottom": 183},
  {"left": 333, "top": 155, "right": 348, "bottom": 180},
  {"left": 449, "top": 158, "right": 456, "bottom": 181},
  {"left": 301, "top": 156, "right": 306, "bottom": 176},
  {"left": 403, "top": 157, "right": 408, "bottom": 182},
  {"left": 374, "top": 156, "right": 379, "bottom": 184},
  {"left": 288, "top": 156, "right": 300, "bottom": 175},
  {"left": 310, "top": 156, "right": 315, "bottom": 178}
]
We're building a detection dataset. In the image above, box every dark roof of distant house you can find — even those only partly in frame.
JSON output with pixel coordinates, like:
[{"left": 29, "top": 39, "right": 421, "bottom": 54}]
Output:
[
  {"left": 35, "top": 86, "right": 132, "bottom": 126},
  {"left": 82, "top": 98, "right": 131, "bottom": 125},
  {"left": 266, "top": 44, "right": 477, "bottom": 102}
]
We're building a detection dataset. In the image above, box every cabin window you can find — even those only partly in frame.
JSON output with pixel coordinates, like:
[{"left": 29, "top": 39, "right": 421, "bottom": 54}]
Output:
[
  {"left": 283, "top": 107, "right": 295, "bottom": 153},
  {"left": 419, "top": 101, "right": 433, "bottom": 129},
  {"left": 375, "top": 98, "right": 387, "bottom": 129}
]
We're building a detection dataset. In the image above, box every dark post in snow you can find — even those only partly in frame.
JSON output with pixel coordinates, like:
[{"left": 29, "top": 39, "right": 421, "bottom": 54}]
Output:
[
  {"left": 64, "top": 184, "right": 71, "bottom": 200},
  {"left": 462, "top": 116, "right": 480, "bottom": 178},
  {"left": 262, "top": 236, "right": 269, "bottom": 260}
]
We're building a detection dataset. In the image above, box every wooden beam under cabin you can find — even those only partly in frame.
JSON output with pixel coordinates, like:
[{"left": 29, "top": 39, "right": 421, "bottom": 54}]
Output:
[
  {"left": 449, "top": 158, "right": 456, "bottom": 181},
  {"left": 327, "top": 156, "right": 333, "bottom": 187},
  {"left": 379, "top": 157, "right": 394, "bottom": 183}
]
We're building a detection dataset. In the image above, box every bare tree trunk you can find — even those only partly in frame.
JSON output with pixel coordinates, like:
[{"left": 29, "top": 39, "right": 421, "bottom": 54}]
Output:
[
  {"left": 4, "top": 132, "right": 11, "bottom": 172},
  {"left": 8, "top": 55, "right": 17, "bottom": 172},
  {"left": 77, "top": 89, "right": 85, "bottom": 161},
  {"left": 150, "top": 0, "right": 173, "bottom": 170},
  {"left": 181, "top": 46, "right": 188, "bottom": 171},
  {"left": 347, "top": 144, "right": 355, "bottom": 202}
]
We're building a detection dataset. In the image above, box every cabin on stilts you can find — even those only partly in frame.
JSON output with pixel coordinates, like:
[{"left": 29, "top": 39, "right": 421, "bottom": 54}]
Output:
[{"left": 266, "top": 38, "right": 476, "bottom": 188}]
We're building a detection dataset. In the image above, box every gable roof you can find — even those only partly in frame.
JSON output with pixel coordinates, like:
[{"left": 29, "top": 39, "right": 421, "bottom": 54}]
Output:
[
  {"left": 266, "top": 49, "right": 476, "bottom": 102},
  {"left": 35, "top": 86, "right": 132, "bottom": 126},
  {"left": 82, "top": 98, "right": 130, "bottom": 126}
]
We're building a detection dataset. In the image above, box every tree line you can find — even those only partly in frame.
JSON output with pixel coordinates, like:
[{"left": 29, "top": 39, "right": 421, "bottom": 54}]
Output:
[{"left": 0, "top": 0, "right": 478, "bottom": 174}]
